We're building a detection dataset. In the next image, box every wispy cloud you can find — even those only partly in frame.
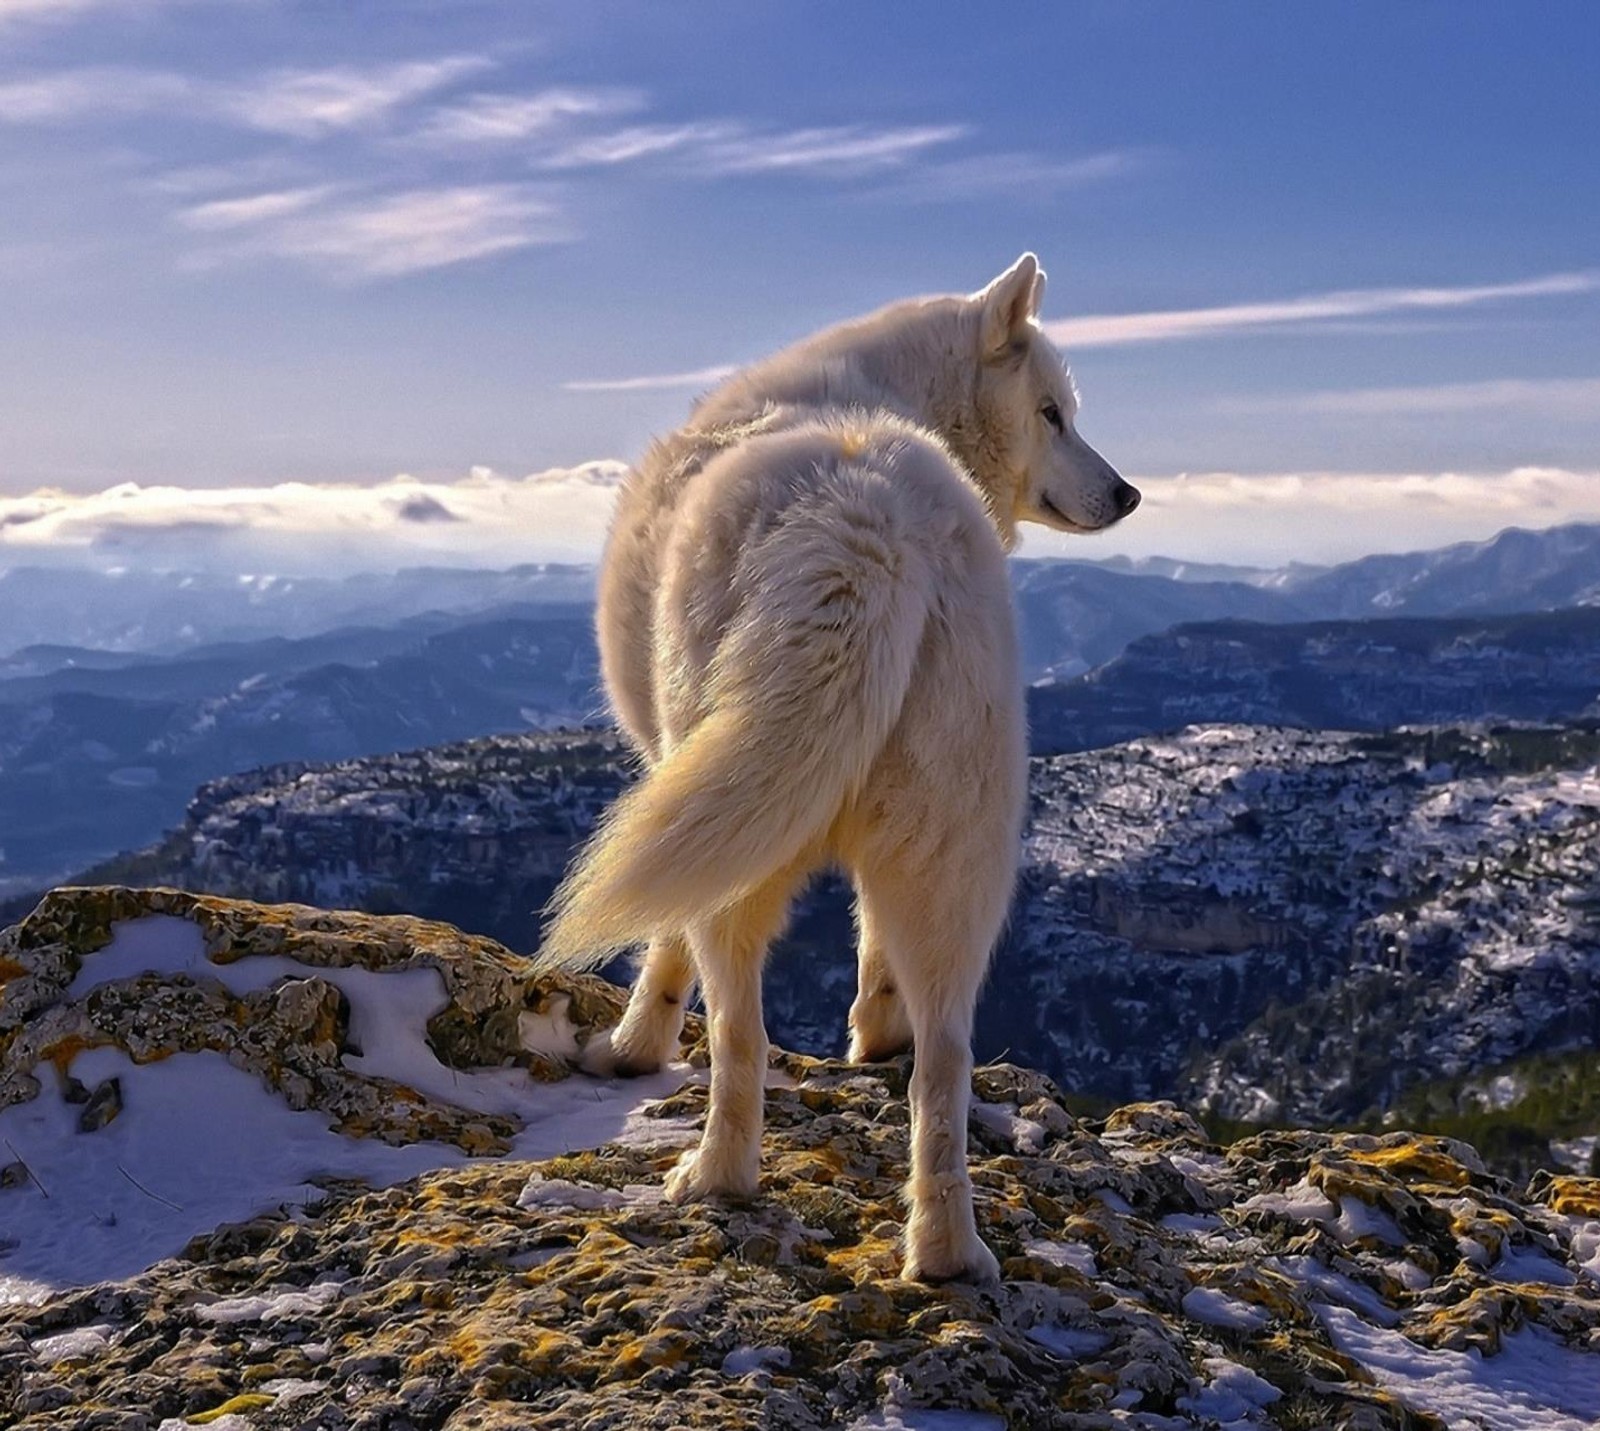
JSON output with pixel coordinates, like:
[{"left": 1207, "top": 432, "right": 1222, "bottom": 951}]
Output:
[
  {"left": 1229, "top": 375, "right": 1600, "bottom": 419},
  {"left": 563, "top": 363, "right": 739, "bottom": 394},
  {"left": 0, "top": 56, "right": 488, "bottom": 135},
  {"left": 182, "top": 185, "right": 336, "bottom": 231},
  {"left": 221, "top": 56, "right": 490, "bottom": 138},
  {"left": 695, "top": 123, "right": 966, "bottom": 176},
  {"left": 0, "top": 67, "right": 192, "bottom": 121},
  {"left": 0, "top": 45, "right": 1113, "bottom": 295},
  {"left": 0, "top": 0, "right": 196, "bottom": 26},
  {"left": 0, "top": 0, "right": 103, "bottom": 17},
  {"left": 147, "top": 155, "right": 310, "bottom": 199},
  {"left": 568, "top": 272, "right": 1600, "bottom": 390},
  {"left": 1046, "top": 271, "right": 1600, "bottom": 349},
  {"left": 539, "top": 121, "right": 736, "bottom": 169},
  {"left": 181, "top": 183, "right": 571, "bottom": 277},
  {"left": 532, "top": 119, "right": 966, "bottom": 178},
  {"left": 0, "top": 60, "right": 998, "bottom": 284},
  {"left": 419, "top": 86, "right": 640, "bottom": 144},
  {"left": 0, "top": 62, "right": 968, "bottom": 190}
]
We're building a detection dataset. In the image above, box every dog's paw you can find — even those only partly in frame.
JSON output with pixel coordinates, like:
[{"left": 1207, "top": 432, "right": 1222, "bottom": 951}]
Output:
[
  {"left": 847, "top": 988, "right": 913, "bottom": 1064},
  {"left": 846, "top": 1030, "right": 914, "bottom": 1063},
  {"left": 902, "top": 1226, "right": 1001, "bottom": 1285},
  {"left": 663, "top": 1146, "right": 759, "bottom": 1205},
  {"left": 578, "top": 1026, "right": 666, "bottom": 1079}
]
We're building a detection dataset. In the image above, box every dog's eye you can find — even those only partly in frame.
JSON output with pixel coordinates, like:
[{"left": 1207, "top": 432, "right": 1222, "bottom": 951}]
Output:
[{"left": 1040, "top": 401, "right": 1065, "bottom": 434}]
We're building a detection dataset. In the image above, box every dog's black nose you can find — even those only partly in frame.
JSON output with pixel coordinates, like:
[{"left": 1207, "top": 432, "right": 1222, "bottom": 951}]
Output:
[{"left": 1113, "top": 481, "right": 1141, "bottom": 516}]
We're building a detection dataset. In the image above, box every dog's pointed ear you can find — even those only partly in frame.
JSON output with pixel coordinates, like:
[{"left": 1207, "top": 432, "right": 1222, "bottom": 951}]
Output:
[{"left": 975, "top": 252, "right": 1044, "bottom": 357}]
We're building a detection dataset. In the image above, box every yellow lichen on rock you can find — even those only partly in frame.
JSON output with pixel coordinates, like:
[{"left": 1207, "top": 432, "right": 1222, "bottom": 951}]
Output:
[
  {"left": 1542, "top": 1175, "right": 1600, "bottom": 1217},
  {"left": 1347, "top": 1138, "right": 1475, "bottom": 1189},
  {"left": 189, "top": 1392, "right": 278, "bottom": 1424}
]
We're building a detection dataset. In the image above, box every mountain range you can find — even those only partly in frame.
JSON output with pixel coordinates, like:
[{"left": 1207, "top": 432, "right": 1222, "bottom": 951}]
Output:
[
  {"left": 0, "top": 562, "right": 597, "bottom": 662},
  {"left": 1029, "top": 606, "right": 1600, "bottom": 754},
  {"left": 1013, "top": 519, "right": 1600, "bottom": 680},
  {"left": 7, "top": 519, "right": 1600, "bottom": 890},
  {"left": 8, "top": 520, "right": 1600, "bottom": 667},
  {"left": 0, "top": 610, "right": 600, "bottom": 891}
]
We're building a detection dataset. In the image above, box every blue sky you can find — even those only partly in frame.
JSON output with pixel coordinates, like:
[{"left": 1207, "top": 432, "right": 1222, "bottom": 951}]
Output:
[{"left": 0, "top": 0, "right": 1596, "bottom": 566}]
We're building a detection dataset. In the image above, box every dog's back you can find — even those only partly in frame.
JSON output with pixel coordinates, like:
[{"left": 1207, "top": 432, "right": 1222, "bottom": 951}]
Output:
[{"left": 548, "top": 407, "right": 1023, "bottom": 960}]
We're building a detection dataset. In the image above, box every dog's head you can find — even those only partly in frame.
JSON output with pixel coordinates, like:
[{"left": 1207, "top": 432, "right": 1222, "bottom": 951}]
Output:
[{"left": 963, "top": 254, "right": 1139, "bottom": 539}]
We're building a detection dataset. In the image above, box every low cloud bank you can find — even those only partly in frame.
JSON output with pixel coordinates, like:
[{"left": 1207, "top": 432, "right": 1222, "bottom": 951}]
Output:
[
  {"left": 0, "top": 464, "right": 625, "bottom": 574},
  {"left": 2, "top": 463, "right": 1596, "bottom": 574}
]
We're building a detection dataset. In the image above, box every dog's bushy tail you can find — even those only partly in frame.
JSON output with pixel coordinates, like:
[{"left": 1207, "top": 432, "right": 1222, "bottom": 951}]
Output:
[{"left": 537, "top": 497, "right": 930, "bottom": 971}]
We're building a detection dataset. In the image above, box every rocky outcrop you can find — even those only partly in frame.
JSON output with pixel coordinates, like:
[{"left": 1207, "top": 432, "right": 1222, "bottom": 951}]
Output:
[
  {"left": 0, "top": 886, "right": 637, "bottom": 1156},
  {"left": 2, "top": 889, "right": 1600, "bottom": 1429}
]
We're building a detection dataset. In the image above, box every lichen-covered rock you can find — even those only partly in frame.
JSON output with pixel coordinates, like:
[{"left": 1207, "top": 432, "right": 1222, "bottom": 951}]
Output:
[
  {"left": 2, "top": 889, "right": 1599, "bottom": 1429},
  {"left": 0, "top": 885, "right": 644, "bottom": 1154}
]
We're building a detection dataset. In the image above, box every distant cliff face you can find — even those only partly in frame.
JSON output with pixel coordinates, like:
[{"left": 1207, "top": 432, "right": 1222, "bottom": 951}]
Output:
[
  {"left": 4, "top": 888, "right": 1599, "bottom": 1431},
  {"left": 162, "top": 729, "right": 633, "bottom": 937},
  {"left": 1002, "top": 725, "right": 1600, "bottom": 1138},
  {"left": 80, "top": 723, "right": 1600, "bottom": 1170}
]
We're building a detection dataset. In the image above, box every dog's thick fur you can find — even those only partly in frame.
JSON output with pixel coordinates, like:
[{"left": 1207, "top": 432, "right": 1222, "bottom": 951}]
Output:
[{"left": 539, "top": 254, "right": 1138, "bottom": 1282}]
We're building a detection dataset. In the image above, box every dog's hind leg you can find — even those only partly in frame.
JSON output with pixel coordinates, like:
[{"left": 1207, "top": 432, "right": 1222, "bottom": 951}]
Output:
[
  {"left": 580, "top": 934, "right": 696, "bottom": 1077},
  {"left": 900, "top": 972, "right": 999, "bottom": 1284},
  {"left": 664, "top": 870, "right": 799, "bottom": 1203},
  {"left": 847, "top": 905, "right": 913, "bottom": 1062}
]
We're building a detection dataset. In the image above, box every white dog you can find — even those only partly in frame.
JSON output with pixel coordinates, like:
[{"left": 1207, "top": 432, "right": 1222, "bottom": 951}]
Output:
[{"left": 539, "top": 254, "right": 1138, "bottom": 1281}]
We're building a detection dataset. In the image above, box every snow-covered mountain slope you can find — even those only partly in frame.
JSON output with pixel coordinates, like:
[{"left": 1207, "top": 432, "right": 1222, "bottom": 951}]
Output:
[
  {"left": 1010, "top": 725, "right": 1600, "bottom": 1128},
  {"left": 1289, "top": 522, "right": 1600, "bottom": 618},
  {"left": 3, "top": 888, "right": 1599, "bottom": 1430},
  {"left": 1009, "top": 561, "right": 1302, "bottom": 681}
]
